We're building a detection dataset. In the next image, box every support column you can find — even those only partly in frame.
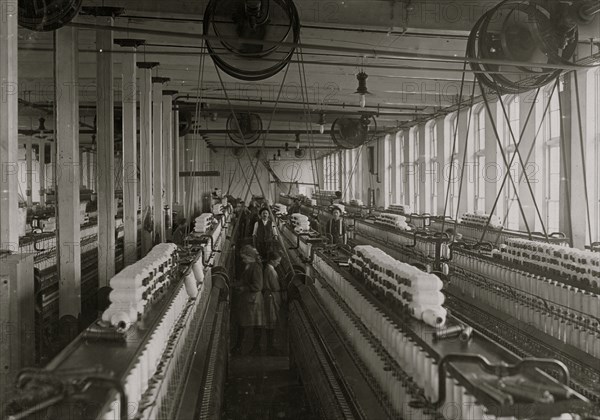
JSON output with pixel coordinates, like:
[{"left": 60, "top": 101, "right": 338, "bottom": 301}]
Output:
[
  {"left": 174, "top": 107, "right": 181, "bottom": 206},
  {"left": 162, "top": 90, "right": 177, "bottom": 241},
  {"left": 96, "top": 15, "right": 116, "bottom": 286},
  {"left": 25, "top": 139, "right": 32, "bottom": 207},
  {"left": 54, "top": 27, "right": 81, "bottom": 318},
  {"left": 137, "top": 62, "right": 158, "bottom": 255},
  {"left": 0, "top": 0, "right": 19, "bottom": 249},
  {"left": 116, "top": 39, "right": 144, "bottom": 266},
  {"left": 39, "top": 140, "right": 46, "bottom": 206},
  {"left": 152, "top": 77, "right": 169, "bottom": 243}
]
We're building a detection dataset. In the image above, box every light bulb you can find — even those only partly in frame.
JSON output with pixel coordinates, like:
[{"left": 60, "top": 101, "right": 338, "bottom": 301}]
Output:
[
  {"left": 319, "top": 124, "right": 325, "bottom": 134},
  {"left": 359, "top": 94, "right": 366, "bottom": 108}
]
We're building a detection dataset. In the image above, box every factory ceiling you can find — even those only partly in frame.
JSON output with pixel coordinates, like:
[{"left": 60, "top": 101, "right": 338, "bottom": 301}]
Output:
[{"left": 16, "top": 0, "right": 600, "bottom": 152}]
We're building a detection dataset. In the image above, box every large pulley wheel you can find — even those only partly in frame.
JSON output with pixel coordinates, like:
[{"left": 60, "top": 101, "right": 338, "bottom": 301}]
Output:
[
  {"left": 227, "top": 112, "right": 262, "bottom": 146},
  {"left": 467, "top": 0, "right": 578, "bottom": 95},
  {"left": 19, "top": 0, "right": 83, "bottom": 31},
  {"left": 203, "top": 0, "right": 300, "bottom": 81}
]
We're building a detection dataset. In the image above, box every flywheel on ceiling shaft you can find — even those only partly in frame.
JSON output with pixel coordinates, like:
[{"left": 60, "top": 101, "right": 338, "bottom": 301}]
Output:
[
  {"left": 467, "top": 0, "right": 580, "bottom": 94},
  {"left": 227, "top": 112, "right": 262, "bottom": 145},
  {"left": 18, "top": 0, "right": 83, "bottom": 31},
  {"left": 203, "top": 0, "right": 300, "bottom": 81}
]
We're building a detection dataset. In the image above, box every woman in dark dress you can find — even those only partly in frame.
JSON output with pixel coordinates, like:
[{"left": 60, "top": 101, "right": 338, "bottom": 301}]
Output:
[
  {"left": 263, "top": 250, "right": 283, "bottom": 355},
  {"left": 232, "top": 245, "right": 265, "bottom": 355}
]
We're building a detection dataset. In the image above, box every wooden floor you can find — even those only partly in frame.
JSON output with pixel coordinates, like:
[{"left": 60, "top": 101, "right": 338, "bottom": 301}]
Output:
[{"left": 223, "top": 316, "right": 319, "bottom": 420}]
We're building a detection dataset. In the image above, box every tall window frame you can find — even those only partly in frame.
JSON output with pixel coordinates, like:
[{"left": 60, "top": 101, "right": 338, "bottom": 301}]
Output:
[
  {"left": 409, "top": 127, "right": 421, "bottom": 213},
  {"left": 426, "top": 121, "right": 438, "bottom": 214},
  {"left": 498, "top": 95, "right": 520, "bottom": 230},
  {"left": 395, "top": 132, "right": 405, "bottom": 206},
  {"left": 446, "top": 113, "right": 460, "bottom": 218},
  {"left": 544, "top": 86, "right": 562, "bottom": 234},
  {"left": 595, "top": 69, "right": 600, "bottom": 243},
  {"left": 474, "top": 106, "right": 486, "bottom": 213}
]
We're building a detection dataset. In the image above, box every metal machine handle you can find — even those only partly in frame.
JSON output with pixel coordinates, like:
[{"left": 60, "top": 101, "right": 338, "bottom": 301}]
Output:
[{"left": 433, "top": 354, "right": 570, "bottom": 408}]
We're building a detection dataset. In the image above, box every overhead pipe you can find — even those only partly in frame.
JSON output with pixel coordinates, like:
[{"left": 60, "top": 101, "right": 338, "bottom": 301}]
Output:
[
  {"left": 18, "top": 46, "right": 530, "bottom": 77},
  {"left": 174, "top": 96, "right": 429, "bottom": 113},
  {"left": 211, "top": 145, "right": 335, "bottom": 149},
  {"left": 119, "top": 13, "right": 600, "bottom": 46},
  {"left": 193, "top": 129, "right": 392, "bottom": 135},
  {"left": 67, "top": 22, "right": 595, "bottom": 71}
]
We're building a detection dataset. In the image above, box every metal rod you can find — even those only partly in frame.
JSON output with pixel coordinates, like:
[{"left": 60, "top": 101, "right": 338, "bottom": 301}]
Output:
[
  {"left": 212, "top": 145, "right": 335, "bottom": 149},
  {"left": 67, "top": 22, "right": 595, "bottom": 71},
  {"left": 18, "top": 46, "right": 532, "bottom": 76}
]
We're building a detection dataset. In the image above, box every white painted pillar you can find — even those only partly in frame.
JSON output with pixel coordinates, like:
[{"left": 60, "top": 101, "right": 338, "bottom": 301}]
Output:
[
  {"left": 116, "top": 38, "right": 144, "bottom": 266},
  {"left": 0, "top": 0, "right": 19, "bottom": 249},
  {"left": 137, "top": 62, "right": 158, "bottom": 256},
  {"left": 96, "top": 16, "right": 116, "bottom": 286},
  {"left": 174, "top": 108, "right": 181, "bottom": 205},
  {"left": 54, "top": 26, "right": 81, "bottom": 318},
  {"left": 152, "top": 77, "right": 168, "bottom": 243},
  {"left": 162, "top": 90, "right": 176, "bottom": 240}
]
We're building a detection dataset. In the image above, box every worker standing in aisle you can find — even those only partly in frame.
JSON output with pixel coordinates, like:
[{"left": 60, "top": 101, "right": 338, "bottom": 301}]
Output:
[
  {"left": 232, "top": 245, "right": 265, "bottom": 355},
  {"left": 253, "top": 207, "right": 279, "bottom": 260},
  {"left": 326, "top": 205, "right": 347, "bottom": 245},
  {"left": 245, "top": 204, "right": 259, "bottom": 239},
  {"left": 235, "top": 200, "right": 250, "bottom": 239},
  {"left": 288, "top": 198, "right": 301, "bottom": 215},
  {"left": 263, "top": 250, "right": 283, "bottom": 355},
  {"left": 309, "top": 212, "right": 322, "bottom": 235}
]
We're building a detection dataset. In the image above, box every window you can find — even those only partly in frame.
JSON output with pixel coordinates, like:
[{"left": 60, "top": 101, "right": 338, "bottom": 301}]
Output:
[
  {"left": 323, "top": 153, "right": 339, "bottom": 191},
  {"left": 384, "top": 135, "right": 393, "bottom": 209},
  {"left": 446, "top": 113, "right": 460, "bottom": 218},
  {"left": 499, "top": 96, "right": 520, "bottom": 230},
  {"left": 474, "top": 107, "right": 486, "bottom": 213},
  {"left": 343, "top": 149, "right": 353, "bottom": 200},
  {"left": 334, "top": 152, "right": 341, "bottom": 191},
  {"left": 410, "top": 127, "right": 421, "bottom": 213},
  {"left": 544, "top": 87, "right": 561, "bottom": 233},
  {"left": 426, "top": 121, "right": 438, "bottom": 214},
  {"left": 595, "top": 69, "right": 600, "bottom": 242},
  {"left": 395, "top": 132, "right": 405, "bottom": 205}
]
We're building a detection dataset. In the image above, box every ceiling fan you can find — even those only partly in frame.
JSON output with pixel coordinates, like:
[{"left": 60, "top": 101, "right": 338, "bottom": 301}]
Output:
[{"left": 330, "top": 113, "right": 377, "bottom": 149}]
